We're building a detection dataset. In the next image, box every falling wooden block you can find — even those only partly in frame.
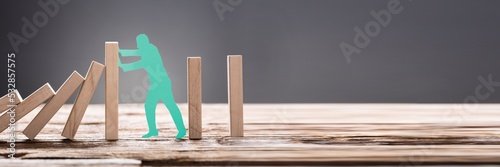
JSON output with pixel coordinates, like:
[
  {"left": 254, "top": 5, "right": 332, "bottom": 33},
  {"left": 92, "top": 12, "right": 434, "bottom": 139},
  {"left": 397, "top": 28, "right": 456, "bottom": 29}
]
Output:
[
  {"left": 105, "top": 42, "right": 119, "bottom": 141},
  {"left": 23, "top": 71, "right": 84, "bottom": 140},
  {"left": 61, "top": 61, "right": 105, "bottom": 140},
  {"left": 0, "top": 83, "right": 55, "bottom": 133},
  {"left": 0, "top": 90, "right": 23, "bottom": 113},
  {"left": 227, "top": 55, "right": 244, "bottom": 137},
  {"left": 188, "top": 57, "right": 202, "bottom": 140}
]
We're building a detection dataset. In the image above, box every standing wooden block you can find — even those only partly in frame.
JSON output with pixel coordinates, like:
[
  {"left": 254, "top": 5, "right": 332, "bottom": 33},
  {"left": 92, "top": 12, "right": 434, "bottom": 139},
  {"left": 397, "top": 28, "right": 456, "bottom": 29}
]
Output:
[
  {"left": 0, "top": 83, "right": 55, "bottom": 132},
  {"left": 61, "top": 61, "right": 105, "bottom": 140},
  {"left": 105, "top": 42, "right": 119, "bottom": 141},
  {"left": 227, "top": 55, "right": 244, "bottom": 137},
  {"left": 0, "top": 90, "right": 23, "bottom": 113},
  {"left": 23, "top": 71, "right": 84, "bottom": 140},
  {"left": 188, "top": 57, "right": 202, "bottom": 140}
]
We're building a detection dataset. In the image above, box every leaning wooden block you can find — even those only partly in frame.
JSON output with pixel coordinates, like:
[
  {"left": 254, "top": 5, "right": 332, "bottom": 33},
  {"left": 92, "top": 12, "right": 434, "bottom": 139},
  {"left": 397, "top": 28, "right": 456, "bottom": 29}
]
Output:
[
  {"left": 188, "top": 57, "right": 202, "bottom": 140},
  {"left": 227, "top": 55, "right": 244, "bottom": 137},
  {"left": 0, "top": 83, "right": 55, "bottom": 133},
  {"left": 23, "top": 71, "right": 84, "bottom": 140},
  {"left": 105, "top": 42, "right": 119, "bottom": 141},
  {"left": 61, "top": 61, "right": 105, "bottom": 140},
  {"left": 0, "top": 90, "right": 23, "bottom": 113}
]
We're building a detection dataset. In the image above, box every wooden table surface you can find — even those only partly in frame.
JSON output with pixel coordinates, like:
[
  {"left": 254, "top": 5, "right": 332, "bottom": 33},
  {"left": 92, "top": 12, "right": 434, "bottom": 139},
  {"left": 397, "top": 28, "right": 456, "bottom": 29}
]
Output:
[{"left": 1, "top": 103, "right": 499, "bottom": 166}]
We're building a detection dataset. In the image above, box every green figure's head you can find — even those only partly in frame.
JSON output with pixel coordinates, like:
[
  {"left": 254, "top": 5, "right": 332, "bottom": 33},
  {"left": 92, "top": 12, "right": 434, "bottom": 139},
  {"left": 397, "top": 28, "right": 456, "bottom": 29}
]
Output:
[{"left": 136, "top": 34, "right": 150, "bottom": 49}]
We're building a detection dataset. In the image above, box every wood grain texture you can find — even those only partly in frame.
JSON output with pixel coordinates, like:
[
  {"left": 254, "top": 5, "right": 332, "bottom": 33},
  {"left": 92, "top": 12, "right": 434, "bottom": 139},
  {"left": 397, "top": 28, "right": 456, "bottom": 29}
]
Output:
[
  {"left": 61, "top": 61, "right": 105, "bottom": 140},
  {"left": 0, "top": 83, "right": 55, "bottom": 133},
  {"left": 23, "top": 71, "right": 84, "bottom": 140},
  {"left": 188, "top": 57, "right": 202, "bottom": 140},
  {"left": 227, "top": 55, "right": 243, "bottom": 137},
  {"left": 105, "top": 42, "right": 119, "bottom": 141},
  {"left": 0, "top": 90, "right": 22, "bottom": 113},
  {"left": 0, "top": 159, "right": 141, "bottom": 167},
  {"left": 1, "top": 103, "right": 500, "bottom": 166}
]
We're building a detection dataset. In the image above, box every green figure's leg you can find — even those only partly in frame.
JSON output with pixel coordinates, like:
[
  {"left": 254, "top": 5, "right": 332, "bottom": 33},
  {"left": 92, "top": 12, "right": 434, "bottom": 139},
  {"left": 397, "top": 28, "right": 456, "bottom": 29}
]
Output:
[
  {"left": 161, "top": 88, "right": 186, "bottom": 139},
  {"left": 143, "top": 90, "right": 160, "bottom": 138}
]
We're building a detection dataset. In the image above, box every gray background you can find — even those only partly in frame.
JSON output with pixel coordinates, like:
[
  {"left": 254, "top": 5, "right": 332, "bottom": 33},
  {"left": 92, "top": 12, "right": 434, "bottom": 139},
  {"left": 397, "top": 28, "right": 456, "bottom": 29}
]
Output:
[{"left": 1, "top": 0, "right": 500, "bottom": 103}]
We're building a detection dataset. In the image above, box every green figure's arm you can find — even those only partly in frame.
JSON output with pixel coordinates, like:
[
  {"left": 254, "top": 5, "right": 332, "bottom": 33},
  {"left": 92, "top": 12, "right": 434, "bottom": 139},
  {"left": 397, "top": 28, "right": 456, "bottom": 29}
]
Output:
[
  {"left": 118, "top": 56, "right": 146, "bottom": 72},
  {"left": 119, "top": 49, "right": 140, "bottom": 57}
]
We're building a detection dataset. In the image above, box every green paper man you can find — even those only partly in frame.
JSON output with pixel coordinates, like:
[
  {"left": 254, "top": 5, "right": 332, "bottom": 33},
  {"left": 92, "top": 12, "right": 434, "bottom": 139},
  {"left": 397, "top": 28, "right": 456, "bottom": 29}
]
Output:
[{"left": 118, "top": 34, "right": 186, "bottom": 139}]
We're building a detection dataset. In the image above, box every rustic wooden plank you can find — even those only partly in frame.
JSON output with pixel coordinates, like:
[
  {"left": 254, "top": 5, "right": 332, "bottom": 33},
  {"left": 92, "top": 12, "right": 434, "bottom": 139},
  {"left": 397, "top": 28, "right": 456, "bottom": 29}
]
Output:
[
  {"left": 0, "top": 159, "right": 141, "bottom": 167},
  {"left": 227, "top": 55, "right": 243, "bottom": 137},
  {"left": 23, "top": 71, "right": 84, "bottom": 140},
  {"left": 105, "top": 42, "right": 119, "bottom": 141},
  {"left": 0, "top": 90, "right": 23, "bottom": 113},
  {"left": 0, "top": 84, "right": 55, "bottom": 133},
  {"left": 188, "top": 57, "right": 202, "bottom": 140},
  {"left": 61, "top": 61, "right": 104, "bottom": 140},
  {"left": 1, "top": 104, "right": 500, "bottom": 166}
]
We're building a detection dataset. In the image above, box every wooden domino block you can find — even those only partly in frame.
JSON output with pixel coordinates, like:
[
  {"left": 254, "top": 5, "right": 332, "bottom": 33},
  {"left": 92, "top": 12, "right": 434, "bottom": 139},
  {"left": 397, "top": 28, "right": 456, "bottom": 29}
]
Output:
[
  {"left": 188, "top": 57, "right": 202, "bottom": 140},
  {"left": 227, "top": 55, "right": 244, "bottom": 137},
  {"left": 61, "top": 61, "right": 105, "bottom": 140},
  {"left": 105, "top": 42, "right": 119, "bottom": 141},
  {"left": 23, "top": 71, "right": 84, "bottom": 140},
  {"left": 0, "top": 83, "right": 55, "bottom": 133},
  {"left": 0, "top": 90, "right": 23, "bottom": 113}
]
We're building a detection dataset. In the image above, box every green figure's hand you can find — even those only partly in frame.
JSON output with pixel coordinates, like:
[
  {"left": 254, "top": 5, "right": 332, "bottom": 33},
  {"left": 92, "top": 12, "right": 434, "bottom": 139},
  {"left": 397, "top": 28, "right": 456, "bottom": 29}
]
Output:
[
  {"left": 117, "top": 55, "right": 122, "bottom": 65},
  {"left": 117, "top": 56, "right": 124, "bottom": 71},
  {"left": 117, "top": 49, "right": 124, "bottom": 71}
]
